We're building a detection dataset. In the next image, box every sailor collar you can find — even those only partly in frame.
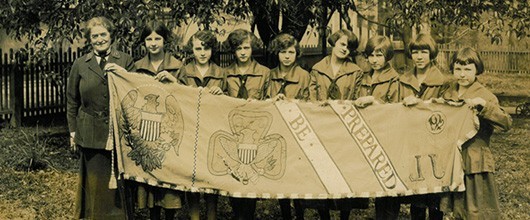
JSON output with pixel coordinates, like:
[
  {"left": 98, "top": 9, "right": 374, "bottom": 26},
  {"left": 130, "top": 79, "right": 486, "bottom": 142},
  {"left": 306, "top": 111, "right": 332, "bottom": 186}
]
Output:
[{"left": 312, "top": 56, "right": 361, "bottom": 79}]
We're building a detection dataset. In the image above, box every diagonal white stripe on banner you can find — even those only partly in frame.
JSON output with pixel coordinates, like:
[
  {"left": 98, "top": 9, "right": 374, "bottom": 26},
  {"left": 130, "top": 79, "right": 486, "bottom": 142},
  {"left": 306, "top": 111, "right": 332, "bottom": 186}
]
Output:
[
  {"left": 275, "top": 101, "right": 351, "bottom": 194},
  {"left": 329, "top": 102, "right": 407, "bottom": 192}
]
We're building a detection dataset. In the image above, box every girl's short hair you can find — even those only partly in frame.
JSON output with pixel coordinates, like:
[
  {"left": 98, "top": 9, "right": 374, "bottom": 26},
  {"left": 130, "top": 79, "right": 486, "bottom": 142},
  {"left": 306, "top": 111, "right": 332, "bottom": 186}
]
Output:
[
  {"left": 406, "top": 33, "right": 438, "bottom": 60},
  {"left": 328, "top": 29, "right": 359, "bottom": 54},
  {"left": 84, "top": 17, "right": 115, "bottom": 42},
  {"left": 450, "top": 47, "right": 485, "bottom": 75},
  {"left": 268, "top": 33, "right": 301, "bottom": 57},
  {"left": 185, "top": 30, "right": 218, "bottom": 54},
  {"left": 139, "top": 21, "right": 172, "bottom": 43},
  {"left": 364, "top": 36, "right": 394, "bottom": 62},
  {"left": 226, "top": 29, "right": 262, "bottom": 53}
]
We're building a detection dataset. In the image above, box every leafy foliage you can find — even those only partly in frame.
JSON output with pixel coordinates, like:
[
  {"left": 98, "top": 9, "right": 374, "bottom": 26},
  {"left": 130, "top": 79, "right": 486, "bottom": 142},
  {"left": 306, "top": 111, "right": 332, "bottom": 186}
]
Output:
[
  {"left": 0, "top": 0, "right": 528, "bottom": 57},
  {"left": 382, "top": 0, "right": 529, "bottom": 44}
]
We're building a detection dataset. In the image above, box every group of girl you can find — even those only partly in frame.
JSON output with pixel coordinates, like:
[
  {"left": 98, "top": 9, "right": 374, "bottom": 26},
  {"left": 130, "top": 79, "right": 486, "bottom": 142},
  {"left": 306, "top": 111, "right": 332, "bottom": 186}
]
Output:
[{"left": 68, "top": 16, "right": 511, "bottom": 220}]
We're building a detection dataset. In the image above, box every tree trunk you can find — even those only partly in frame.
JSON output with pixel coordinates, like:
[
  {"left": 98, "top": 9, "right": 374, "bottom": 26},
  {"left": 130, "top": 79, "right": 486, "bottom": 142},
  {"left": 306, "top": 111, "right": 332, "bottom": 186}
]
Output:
[{"left": 248, "top": 1, "right": 280, "bottom": 47}]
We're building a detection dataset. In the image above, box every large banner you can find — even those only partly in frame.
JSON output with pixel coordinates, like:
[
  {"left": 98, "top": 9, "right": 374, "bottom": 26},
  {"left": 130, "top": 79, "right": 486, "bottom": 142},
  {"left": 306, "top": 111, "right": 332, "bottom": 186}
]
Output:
[{"left": 108, "top": 71, "right": 478, "bottom": 199}]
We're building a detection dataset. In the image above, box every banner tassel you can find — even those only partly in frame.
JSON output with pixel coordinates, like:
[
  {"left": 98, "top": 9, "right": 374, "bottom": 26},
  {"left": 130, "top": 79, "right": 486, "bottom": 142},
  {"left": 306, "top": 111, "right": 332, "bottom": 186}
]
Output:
[{"left": 109, "top": 148, "right": 118, "bottom": 189}]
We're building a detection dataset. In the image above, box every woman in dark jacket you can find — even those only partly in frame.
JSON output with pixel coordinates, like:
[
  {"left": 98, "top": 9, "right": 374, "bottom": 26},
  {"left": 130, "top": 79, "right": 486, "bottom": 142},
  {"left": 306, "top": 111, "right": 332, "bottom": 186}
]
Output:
[{"left": 66, "top": 16, "right": 135, "bottom": 219}]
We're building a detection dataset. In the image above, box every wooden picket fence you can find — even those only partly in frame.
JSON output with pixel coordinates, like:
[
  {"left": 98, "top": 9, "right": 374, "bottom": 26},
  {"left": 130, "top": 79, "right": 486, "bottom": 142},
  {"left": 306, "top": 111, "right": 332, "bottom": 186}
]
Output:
[
  {"left": 0, "top": 44, "right": 528, "bottom": 124},
  {"left": 0, "top": 49, "right": 14, "bottom": 119},
  {"left": 436, "top": 46, "right": 530, "bottom": 74},
  {"left": 0, "top": 47, "right": 80, "bottom": 121}
]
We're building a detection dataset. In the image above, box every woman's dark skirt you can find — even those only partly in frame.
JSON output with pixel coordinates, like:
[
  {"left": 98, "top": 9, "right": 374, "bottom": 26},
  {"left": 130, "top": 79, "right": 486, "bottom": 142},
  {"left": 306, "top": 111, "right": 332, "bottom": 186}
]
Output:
[{"left": 75, "top": 147, "right": 126, "bottom": 220}]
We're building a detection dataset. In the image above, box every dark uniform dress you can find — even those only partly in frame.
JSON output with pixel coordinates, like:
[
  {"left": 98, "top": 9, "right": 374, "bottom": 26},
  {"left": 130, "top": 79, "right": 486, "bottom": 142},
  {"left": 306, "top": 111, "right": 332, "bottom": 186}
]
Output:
[
  {"left": 225, "top": 59, "right": 270, "bottom": 100},
  {"left": 389, "top": 65, "right": 450, "bottom": 102},
  {"left": 264, "top": 65, "right": 310, "bottom": 100},
  {"left": 177, "top": 61, "right": 226, "bottom": 89},
  {"left": 67, "top": 49, "right": 135, "bottom": 219},
  {"left": 354, "top": 65, "right": 399, "bottom": 103},
  {"left": 134, "top": 53, "right": 184, "bottom": 210},
  {"left": 309, "top": 55, "right": 364, "bottom": 101},
  {"left": 441, "top": 80, "right": 511, "bottom": 220},
  {"left": 378, "top": 65, "right": 451, "bottom": 220}
]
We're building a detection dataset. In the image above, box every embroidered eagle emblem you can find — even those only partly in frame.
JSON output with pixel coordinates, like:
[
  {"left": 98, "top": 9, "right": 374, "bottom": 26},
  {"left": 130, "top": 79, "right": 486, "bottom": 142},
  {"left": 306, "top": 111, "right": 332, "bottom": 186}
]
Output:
[
  {"left": 118, "top": 89, "right": 184, "bottom": 172},
  {"left": 208, "top": 110, "right": 287, "bottom": 185}
]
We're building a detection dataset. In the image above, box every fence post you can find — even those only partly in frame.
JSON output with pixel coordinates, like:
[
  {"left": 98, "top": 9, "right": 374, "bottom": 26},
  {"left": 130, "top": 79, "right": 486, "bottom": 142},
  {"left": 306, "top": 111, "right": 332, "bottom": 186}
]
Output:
[{"left": 9, "top": 49, "right": 23, "bottom": 127}]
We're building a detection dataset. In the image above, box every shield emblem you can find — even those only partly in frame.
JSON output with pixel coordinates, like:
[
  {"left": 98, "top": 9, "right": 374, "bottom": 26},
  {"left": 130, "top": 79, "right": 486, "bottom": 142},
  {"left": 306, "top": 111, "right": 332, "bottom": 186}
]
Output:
[
  {"left": 140, "top": 111, "right": 163, "bottom": 141},
  {"left": 238, "top": 143, "right": 258, "bottom": 164}
]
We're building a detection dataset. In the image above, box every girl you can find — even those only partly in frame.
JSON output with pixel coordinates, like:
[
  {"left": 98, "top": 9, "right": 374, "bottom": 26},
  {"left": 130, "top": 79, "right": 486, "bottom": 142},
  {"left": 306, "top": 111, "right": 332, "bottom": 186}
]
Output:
[
  {"left": 266, "top": 33, "right": 311, "bottom": 219},
  {"left": 309, "top": 29, "right": 363, "bottom": 102},
  {"left": 265, "top": 33, "right": 310, "bottom": 101},
  {"left": 225, "top": 29, "right": 270, "bottom": 100},
  {"left": 307, "top": 29, "right": 368, "bottom": 220},
  {"left": 352, "top": 35, "right": 400, "bottom": 219},
  {"left": 224, "top": 28, "right": 270, "bottom": 220},
  {"left": 134, "top": 20, "right": 183, "bottom": 220},
  {"left": 443, "top": 47, "right": 511, "bottom": 220},
  {"left": 178, "top": 30, "right": 223, "bottom": 220},
  {"left": 177, "top": 30, "right": 225, "bottom": 95},
  {"left": 389, "top": 33, "right": 450, "bottom": 220},
  {"left": 390, "top": 33, "right": 450, "bottom": 105},
  {"left": 354, "top": 35, "right": 399, "bottom": 108}
]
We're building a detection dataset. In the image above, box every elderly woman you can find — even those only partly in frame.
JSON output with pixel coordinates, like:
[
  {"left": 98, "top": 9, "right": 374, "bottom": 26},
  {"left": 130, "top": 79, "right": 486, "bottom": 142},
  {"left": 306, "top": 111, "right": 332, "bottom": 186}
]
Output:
[{"left": 67, "top": 16, "right": 135, "bottom": 219}]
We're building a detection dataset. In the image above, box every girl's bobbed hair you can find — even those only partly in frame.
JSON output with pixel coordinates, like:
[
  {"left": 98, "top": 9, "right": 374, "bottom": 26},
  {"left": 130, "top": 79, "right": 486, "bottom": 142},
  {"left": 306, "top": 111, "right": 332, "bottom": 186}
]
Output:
[
  {"left": 364, "top": 35, "right": 394, "bottom": 62},
  {"left": 406, "top": 33, "right": 438, "bottom": 60},
  {"left": 328, "top": 29, "right": 359, "bottom": 56},
  {"left": 226, "top": 29, "right": 262, "bottom": 53},
  {"left": 268, "top": 33, "right": 301, "bottom": 58},
  {"left": 139, "top": 20, "right": 172, "bottom": 43},
  {"left": 185, "top": 30, "right": 218, "bottom": 54},
  {"left": 450, "top": 47, "right": 485, "bottom": 75}
]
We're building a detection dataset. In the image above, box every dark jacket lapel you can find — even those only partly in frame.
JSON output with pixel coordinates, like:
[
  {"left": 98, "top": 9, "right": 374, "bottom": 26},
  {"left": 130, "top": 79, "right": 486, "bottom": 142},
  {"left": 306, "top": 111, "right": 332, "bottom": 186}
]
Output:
[{"left": 84, "top": 52, "right": 106, "bottom": 81}]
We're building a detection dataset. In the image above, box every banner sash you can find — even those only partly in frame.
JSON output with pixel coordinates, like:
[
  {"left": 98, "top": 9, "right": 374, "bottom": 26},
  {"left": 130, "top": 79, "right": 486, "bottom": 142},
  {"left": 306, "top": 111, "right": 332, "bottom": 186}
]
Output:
[{"left": 107, "top": 71, "right": 477, "bottom": 199}]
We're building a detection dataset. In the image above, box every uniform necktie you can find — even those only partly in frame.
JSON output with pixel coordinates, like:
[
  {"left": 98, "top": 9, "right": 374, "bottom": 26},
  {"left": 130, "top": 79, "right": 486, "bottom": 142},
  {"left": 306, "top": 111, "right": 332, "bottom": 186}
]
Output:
[
  {"left": 276, "top": 79, "right": 293, "bottom": 96},
  {"left": 416, "top": 83, "right": 427, "bottom": 98},
  {"left": 327, "top": 78, "right": 341, "bottom": 100},
  {"left": 193, "top": 77, "right": 211, "bottom": 87},
  {"left": 96, "top": 51, "right": 109, "bottom": 71},
  {"left": 237, "top": 75, "right": 248, "bottom": 99},
  {"left": 99, "top": 56, "right": 107, "bottom": 70}
]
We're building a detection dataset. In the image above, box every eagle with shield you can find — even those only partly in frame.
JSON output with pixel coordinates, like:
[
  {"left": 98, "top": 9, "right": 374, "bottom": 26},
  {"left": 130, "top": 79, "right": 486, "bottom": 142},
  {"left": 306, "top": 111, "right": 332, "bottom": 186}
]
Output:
[
  {"left": 208, "top": 109, "right": 287, "bottom": 185},
  {"left": 118, "top": 89, "right": 184, "bottom": 172}
]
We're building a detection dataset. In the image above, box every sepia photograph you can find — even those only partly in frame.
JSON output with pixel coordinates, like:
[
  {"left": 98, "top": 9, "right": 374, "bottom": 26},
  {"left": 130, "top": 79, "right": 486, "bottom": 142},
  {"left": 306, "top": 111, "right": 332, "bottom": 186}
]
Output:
[{"left": 0, "top": 0, "right": 528, "bottom": 219}]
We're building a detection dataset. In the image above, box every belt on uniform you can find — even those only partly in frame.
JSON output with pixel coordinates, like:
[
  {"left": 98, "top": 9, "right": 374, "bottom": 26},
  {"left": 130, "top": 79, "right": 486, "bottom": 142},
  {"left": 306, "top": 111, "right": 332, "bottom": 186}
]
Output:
[{"left": 80, "top": 107, "right": 109, "bottom": 118}]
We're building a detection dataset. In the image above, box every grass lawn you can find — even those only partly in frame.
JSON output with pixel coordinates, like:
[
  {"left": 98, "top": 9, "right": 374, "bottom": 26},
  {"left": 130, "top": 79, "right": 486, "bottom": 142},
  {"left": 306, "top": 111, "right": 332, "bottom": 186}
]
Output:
[
  {"left": 478, "top": 72, "right": 530, "bottom": 99},
  {"left": 0, "top": 116, "right": 528, "bottom": 219}
]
